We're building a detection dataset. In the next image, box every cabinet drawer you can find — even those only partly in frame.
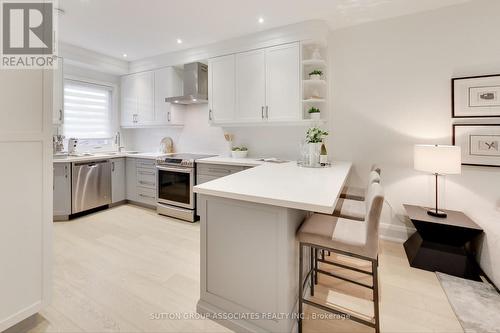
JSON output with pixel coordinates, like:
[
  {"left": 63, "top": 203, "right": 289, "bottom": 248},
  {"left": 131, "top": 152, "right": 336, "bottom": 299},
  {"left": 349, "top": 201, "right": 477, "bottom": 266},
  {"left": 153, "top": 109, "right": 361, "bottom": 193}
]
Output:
[
  {"left": 136, "top": 186, "right": 156, "bottom": 205},
  {"left": 196, "top": 174, "right": 219, "bottom": 185},
  {"left": 197, "top": 163, "right": 246, "bottom": 177},
  {"left": 136, "top": 159, "right": 156, "bottom": 169},
  {"left": 137, "top": 168, "right": 156, "bottom": 189}
]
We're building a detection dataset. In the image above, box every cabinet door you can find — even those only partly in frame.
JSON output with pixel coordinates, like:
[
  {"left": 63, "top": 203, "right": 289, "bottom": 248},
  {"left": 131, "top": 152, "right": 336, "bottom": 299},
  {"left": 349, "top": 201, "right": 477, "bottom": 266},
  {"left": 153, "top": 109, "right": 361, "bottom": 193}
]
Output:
[
  {"left": 120, "top": 75, "right": 138, "bottom": 126},
  {"left": 125, "top": 158, "right": 138, "bottom": 201},
  {"left": 111, "top": 158, "right": 126, "bottom": 203},
  {"left": 265, "top": 43, "right": 300, "bottom": 121},
  {"left": 53, "top": 163, "right": 71, "bottom": 216},
  {"left": 209, "top": 55, "right": 235, "bottom": 123},
  {"left": 52, "top": 57, "right": 64, "bottom": 125},
  {"left": 136, "top": 71, "right": 155, "bottom": 124},
  {"left": 236, "top": 49, "right": 266, "bottom": 122},
  {"left": 154, "top": 67, "right": 183, "bottom": 124}
]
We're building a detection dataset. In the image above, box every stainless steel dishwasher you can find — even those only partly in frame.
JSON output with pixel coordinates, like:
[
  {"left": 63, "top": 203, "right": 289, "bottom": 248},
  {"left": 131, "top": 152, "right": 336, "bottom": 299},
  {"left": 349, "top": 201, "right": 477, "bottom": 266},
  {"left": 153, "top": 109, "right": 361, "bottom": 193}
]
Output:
[{"left": 72, "top": 160, "right": 112, "bottom": 214}]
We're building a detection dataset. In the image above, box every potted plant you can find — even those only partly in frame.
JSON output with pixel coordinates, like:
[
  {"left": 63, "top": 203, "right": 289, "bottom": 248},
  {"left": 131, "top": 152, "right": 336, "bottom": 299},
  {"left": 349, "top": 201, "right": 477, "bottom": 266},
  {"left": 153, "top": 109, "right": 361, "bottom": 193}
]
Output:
[
  {"left": 305, "top": 127, "right": 328, "bottom": 166},
  {"left": 308, "top": 106, "right": 321, "bottom": 120},
  {"left": 309, "top": 70, "right": 323, "bottom": 80},
  {"left": 231, "top": 146, "right": 248, "bottom": 158}
]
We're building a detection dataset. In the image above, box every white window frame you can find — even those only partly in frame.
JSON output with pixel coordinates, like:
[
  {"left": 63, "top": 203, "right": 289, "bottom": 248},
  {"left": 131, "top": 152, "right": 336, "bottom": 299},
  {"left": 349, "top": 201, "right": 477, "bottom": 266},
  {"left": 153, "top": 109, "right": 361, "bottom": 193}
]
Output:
[{"left": 63, "top": 75, "right": 119, "bottom": 153}]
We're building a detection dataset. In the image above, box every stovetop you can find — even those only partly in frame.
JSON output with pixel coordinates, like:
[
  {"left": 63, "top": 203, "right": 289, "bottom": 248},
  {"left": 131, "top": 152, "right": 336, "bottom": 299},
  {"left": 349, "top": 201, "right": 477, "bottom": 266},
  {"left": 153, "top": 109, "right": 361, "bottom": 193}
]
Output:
[{"left": 156, "top": 153, "right": 215, "bottom": 167}]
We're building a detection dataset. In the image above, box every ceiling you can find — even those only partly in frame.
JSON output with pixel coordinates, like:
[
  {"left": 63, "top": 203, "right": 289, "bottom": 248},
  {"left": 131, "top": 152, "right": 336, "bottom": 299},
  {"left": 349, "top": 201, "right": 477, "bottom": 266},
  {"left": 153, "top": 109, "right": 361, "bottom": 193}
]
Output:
[{"left": 59, "top": 0, "right": 469, "bottom": 61}]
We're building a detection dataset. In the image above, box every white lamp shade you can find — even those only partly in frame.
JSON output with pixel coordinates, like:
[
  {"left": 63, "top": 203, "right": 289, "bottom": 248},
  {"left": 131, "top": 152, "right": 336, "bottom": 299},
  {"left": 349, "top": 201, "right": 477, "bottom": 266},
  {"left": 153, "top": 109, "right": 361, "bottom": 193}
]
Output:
[{"left": 414, "top": 145, "right": 461, "bottom": 175}]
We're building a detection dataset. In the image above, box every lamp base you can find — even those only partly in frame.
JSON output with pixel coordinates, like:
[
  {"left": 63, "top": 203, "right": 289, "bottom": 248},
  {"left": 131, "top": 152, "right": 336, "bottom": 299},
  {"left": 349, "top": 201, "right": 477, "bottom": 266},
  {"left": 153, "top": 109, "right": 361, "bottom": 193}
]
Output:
[{"left": 427, "top": 210, "right": 447, "bottom": 218}]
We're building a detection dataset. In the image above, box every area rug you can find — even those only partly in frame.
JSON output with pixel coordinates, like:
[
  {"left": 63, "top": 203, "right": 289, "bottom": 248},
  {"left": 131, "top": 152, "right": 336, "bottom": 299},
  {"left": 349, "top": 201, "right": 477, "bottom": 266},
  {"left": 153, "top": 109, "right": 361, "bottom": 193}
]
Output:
[{"left": 436, "top": 272, "right": 500, "bottom": 333}]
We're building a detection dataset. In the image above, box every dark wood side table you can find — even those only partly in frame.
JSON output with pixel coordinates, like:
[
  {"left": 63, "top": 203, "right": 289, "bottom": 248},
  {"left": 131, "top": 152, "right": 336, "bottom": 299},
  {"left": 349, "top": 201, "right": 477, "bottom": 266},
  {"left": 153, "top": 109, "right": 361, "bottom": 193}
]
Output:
[{"left": 403, "top": 204, "right": 483, "bottom": 281}]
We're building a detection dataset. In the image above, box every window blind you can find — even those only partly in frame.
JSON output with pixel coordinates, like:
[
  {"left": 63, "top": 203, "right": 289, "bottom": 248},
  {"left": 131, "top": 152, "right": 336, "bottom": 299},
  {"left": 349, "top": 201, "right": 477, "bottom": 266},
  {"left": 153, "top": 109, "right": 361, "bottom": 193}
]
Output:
[{"left": 63, "top": 80, "right": 112, "bottom": 139}]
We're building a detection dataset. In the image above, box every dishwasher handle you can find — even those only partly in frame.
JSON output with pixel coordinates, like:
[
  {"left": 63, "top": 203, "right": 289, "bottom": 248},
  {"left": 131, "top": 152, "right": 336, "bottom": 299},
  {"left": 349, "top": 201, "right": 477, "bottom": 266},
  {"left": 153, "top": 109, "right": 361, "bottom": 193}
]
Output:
[{"left": 74, "top": 160, "right": 110, "bottom": 167}]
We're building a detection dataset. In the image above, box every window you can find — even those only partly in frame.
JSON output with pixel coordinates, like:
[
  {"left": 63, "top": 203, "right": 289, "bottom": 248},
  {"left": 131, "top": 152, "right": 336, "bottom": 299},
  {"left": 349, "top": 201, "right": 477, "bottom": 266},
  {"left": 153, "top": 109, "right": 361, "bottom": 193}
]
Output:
[{"left": 63, "top": 80, "right": 113, "bottom": 139}]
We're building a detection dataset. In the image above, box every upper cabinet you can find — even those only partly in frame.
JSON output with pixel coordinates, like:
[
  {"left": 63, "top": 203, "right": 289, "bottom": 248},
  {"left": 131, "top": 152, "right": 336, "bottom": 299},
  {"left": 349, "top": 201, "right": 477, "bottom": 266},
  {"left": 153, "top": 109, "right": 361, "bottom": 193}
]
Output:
[
  {"left": 154, "top": 67, "right": 183, "bottom": 125},
  {"left": 121, "top": 68, "right": 183, "bottom": 128},
  {"left": 209, "top": 42, "right": 303, "bottom": 126},
  {"left": 236, "top": 49, "right": 266, "bottom": 122},
  {"left": 52, "top": 57, "right": 64, "bottom": 125},
  {"left": 265, "top": 44, "right": 300, "bottom": 121},
  {"left": 208, "top": 55, "right": 236, "bottom": 123}
]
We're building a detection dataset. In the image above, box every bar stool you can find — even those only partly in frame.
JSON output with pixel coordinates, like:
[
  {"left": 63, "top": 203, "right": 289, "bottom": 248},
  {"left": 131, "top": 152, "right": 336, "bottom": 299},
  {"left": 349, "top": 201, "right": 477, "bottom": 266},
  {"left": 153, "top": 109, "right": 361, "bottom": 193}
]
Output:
[
  {"left": 340, "top": 165, "right": 381, "bottom": 201},
  {"left": 297, "top": 183, "right": 384, "bottom": 333}
]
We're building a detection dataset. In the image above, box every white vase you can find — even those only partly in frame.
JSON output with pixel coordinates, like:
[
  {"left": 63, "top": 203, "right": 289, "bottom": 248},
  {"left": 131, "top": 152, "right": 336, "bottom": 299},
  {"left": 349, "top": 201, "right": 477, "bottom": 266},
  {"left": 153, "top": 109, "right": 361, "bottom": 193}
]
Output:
[
  {"left": 310, "top": 113, "right": 321, "bottom": 120},
  {"left": 309, "top": 74, "right": 321, "bottom": 80},
  {"left": 308, "top": 143, "right": 321, "bottom": 166}
]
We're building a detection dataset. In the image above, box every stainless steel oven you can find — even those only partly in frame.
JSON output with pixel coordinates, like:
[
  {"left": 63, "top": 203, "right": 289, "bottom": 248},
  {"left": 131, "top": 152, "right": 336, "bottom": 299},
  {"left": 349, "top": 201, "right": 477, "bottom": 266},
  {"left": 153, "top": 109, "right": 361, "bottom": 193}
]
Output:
[
  {"left": 156, "top": 153, "right": 214, "bottom": 222},
  {"left": 157, "top": 165, "right": 194, "bottom": 209}
]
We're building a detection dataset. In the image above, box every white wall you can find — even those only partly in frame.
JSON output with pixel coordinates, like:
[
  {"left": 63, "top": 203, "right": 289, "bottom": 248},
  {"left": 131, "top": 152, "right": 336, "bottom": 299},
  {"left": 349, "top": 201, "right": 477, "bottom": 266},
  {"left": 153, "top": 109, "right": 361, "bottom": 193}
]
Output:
[
  {"left": 122, "top": 104, "right": 307, "bottom": 160},
  {"left": 329, "top": 0, "right": 500, "bottom": 285}
]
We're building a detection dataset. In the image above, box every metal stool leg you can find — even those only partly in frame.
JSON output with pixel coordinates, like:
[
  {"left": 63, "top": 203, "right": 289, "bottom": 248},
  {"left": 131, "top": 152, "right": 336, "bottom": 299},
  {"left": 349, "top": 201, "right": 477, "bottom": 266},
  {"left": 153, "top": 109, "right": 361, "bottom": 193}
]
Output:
[
  {"left": 372, "top": 260, "right": 380, "bottom": 333},
  {"left": 314, "top": 248, "right": 319, "bottom": 285},
  {"left": 298, "top": 243, "right": 303, "bottom": 333},
  {"left": 310, "top": 246, "right": 315, "bottom": 297}
]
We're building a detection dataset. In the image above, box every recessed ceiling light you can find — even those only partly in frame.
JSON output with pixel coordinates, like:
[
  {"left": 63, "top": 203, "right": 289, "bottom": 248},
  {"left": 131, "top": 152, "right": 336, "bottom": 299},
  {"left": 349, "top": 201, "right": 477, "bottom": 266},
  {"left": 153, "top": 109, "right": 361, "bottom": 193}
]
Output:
[
  {"left": 174, "top": 100, "right": 179, "bottom": 103},
  {"left": 192, "top": 98, "right": 197, "bottom": 102},
  {"left": 177, "top": 39, "right": 183, "bottom": 44},
  {"left": 122, "top": 53, "right": 128, "bottom": 58},
  {"left": 258, "top": 17, "right": 264, "bottom": 24}
]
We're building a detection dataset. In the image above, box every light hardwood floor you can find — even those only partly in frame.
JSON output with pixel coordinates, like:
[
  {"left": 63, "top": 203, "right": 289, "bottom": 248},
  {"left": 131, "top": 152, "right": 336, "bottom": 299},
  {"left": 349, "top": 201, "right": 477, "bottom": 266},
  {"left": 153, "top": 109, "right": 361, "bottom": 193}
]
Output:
[{"left": 5, "top": 204, "right": 463, "bottom": 333}]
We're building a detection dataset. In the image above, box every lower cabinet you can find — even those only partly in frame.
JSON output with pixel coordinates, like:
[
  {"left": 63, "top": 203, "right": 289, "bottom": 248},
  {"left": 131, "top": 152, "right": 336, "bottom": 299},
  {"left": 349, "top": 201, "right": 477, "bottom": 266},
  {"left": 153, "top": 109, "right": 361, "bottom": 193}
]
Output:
[
  {"left": 111, "top": 158, "right": 126, "bottom": 203},
  {"left": 53, "top": 163, "right": 71, "bottom": 217},
  {"left": 196, "top": 163, "right": 251, "bottom": 215},
  {"left": 126, "top": 158, "right": 157, "bottom": 207}
]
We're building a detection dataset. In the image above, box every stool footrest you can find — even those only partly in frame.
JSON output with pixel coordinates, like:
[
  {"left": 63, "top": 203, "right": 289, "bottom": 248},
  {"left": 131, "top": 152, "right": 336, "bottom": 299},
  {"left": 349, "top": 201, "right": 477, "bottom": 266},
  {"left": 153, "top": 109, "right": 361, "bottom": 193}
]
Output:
[
  {"left": 302, "top": 298, "right": 376, "bottom": 328},
  {"left": 318, "top": 258, "right": 373, "bottom": 275}
]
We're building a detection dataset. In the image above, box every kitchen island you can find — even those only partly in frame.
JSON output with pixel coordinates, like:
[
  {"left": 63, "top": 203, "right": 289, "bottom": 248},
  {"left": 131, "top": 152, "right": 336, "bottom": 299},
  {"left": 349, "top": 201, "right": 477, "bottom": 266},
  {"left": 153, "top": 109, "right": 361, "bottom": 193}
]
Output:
[{"left": 193, "top": 161, "right": 352, "bottom": 333}]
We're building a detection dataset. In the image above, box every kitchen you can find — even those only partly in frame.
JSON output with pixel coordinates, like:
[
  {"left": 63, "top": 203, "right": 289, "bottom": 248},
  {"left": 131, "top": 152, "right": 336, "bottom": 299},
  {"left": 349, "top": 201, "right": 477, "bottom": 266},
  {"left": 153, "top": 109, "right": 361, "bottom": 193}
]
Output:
[{"left": 2, "top": 1, "right": 500, "bottom": 333}]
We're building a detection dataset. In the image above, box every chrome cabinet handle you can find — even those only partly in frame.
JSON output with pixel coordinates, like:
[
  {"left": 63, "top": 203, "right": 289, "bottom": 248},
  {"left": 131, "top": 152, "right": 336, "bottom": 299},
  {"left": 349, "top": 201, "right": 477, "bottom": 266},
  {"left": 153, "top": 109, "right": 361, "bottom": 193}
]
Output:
[
  {"left": 265, "top": 106, "right": 269, "bottom": 119},
  {"left": 207, "top": 168, "right": 231, "bottom": 174},
  {"left": 139, "top": 193, "right": 155, "bottom": 199},
  {"left": 59, "top": 109, "right": 63, "bottom": 122},
  {"left": 65, "top": 165, "right": 68, "bottom": 178},
  {"left": 111, "top": 161, "right": 115, "bottom": 172},
  {"left": 139, "top": 181, "right": 155, "bottom": 186},
  {"left": 167, "top": 111, "right": 171, "bottom": 122},
  {"left": 209, "top": 109, "right": 213, "bottom": 121},
  {"left": 261, "top": 106, "right": 264, "bottom": 119},
  {"left": 133, "top": 114, "right": 138, "bottom": 123}
]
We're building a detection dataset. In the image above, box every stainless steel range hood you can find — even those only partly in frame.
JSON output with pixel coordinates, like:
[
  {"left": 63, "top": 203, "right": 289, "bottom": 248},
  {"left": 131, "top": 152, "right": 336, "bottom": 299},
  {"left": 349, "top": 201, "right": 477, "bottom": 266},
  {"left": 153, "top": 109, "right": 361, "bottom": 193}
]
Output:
[{"left": 166, "top": 62, "right": 208, "bottom": 105}]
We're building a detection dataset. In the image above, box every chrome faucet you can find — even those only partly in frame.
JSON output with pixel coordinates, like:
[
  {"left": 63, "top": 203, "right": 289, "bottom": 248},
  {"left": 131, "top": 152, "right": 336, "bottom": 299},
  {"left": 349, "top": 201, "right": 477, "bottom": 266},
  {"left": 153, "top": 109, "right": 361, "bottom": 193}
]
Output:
[{"left": 115, "top": 132, "right": 124, "bottom": 152}]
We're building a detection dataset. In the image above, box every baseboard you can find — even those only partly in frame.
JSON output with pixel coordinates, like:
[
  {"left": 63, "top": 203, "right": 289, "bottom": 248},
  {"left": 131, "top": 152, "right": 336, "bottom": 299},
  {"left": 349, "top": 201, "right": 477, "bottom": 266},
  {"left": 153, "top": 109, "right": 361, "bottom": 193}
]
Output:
[
  {"left": 379, "top": 223, "right": 415, "bottom": 243},
  {"left": 196, "top": 299, "right": 263, "bottom": 333},
  {"left": 0, "top": 301, "right": 42, "bottom": 332}
]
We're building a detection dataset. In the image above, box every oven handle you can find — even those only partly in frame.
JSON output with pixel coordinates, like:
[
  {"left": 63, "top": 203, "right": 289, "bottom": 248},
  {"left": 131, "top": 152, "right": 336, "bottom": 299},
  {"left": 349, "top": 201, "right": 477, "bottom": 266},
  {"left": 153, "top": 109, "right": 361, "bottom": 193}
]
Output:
[{"left": 156, "top": 166, "right": 193, "bottom": 174}]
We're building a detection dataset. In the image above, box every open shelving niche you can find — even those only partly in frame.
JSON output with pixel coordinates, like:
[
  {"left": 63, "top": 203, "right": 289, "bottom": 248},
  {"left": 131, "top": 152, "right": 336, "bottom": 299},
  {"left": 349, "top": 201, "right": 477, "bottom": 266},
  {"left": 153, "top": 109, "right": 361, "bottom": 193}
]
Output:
[{"left": 301, "top": 40, "right": 329, "bottom": 127}]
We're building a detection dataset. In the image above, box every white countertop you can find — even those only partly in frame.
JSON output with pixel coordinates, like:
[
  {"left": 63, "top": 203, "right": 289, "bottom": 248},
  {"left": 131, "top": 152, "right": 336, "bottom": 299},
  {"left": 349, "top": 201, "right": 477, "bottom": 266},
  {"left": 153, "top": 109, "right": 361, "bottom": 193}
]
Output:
[
  {"left": 195, "top": 156, "right": 266, "bottom": 167},
  {"left": 194, "top": 161, "right": 352, "bottom": 214},
  {"left": 53, "top": 152, "right": 165, "bottom": 163}
]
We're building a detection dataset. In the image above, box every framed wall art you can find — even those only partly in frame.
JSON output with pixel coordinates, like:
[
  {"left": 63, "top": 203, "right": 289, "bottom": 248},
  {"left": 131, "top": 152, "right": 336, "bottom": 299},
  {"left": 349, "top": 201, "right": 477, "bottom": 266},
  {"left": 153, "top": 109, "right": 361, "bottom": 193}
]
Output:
[
  {"left": 453, "top": 124, "right": 500, "bottom": 167},
  {"left": 452, "top": 74, "right": 500, "bottom": 118}
]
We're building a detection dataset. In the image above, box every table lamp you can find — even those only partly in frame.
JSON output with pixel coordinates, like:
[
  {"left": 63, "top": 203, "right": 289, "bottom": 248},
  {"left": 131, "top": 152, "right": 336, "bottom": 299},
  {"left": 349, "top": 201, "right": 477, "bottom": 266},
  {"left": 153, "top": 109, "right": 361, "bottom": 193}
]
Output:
[{"left": 414, "top": 145, "right": 461, "bottom": 218}]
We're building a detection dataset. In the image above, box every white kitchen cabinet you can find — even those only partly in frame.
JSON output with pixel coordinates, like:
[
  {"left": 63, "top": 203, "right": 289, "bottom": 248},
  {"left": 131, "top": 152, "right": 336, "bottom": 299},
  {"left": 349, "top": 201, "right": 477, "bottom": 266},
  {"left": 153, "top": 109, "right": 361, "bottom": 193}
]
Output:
[
  {"left": 235, "top": 49, "right": 266, "bottom": 122},
  {"left": 154, "top": 67, "right": 184, "bottom": 125},
  {"left": 0, "top": 69, "right": 51, "bottom": 331},
  {"left": 53, "top": 163, "right": 71, "bottom": 217},
  {"left": 111, "top": 158, "right": 126, "bottom": 204},
  {"left": 126, "top": 158, "right": 138, "bottom": 202},
  {"left": 265, "top": 43, "right": 300, "bottom": 121},
  {"left": 120, "top": 71, "right": 154, "bottom": 127},
  {"left": 126, "top": 158, "right": 157, "bottom": 207},
  {"left": 208, "top": 55, "right": 235, "bottom": 123},
  {"left": 52, "top": 57, "right": 64, "bottom": 125}
]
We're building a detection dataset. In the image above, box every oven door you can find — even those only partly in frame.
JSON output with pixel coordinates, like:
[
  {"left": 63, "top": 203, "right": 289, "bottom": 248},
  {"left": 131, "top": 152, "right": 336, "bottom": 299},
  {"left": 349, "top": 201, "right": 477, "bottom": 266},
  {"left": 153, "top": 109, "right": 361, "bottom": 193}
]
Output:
[{"left": 157, "top": 166, "right": 195, "bottom": 209}]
